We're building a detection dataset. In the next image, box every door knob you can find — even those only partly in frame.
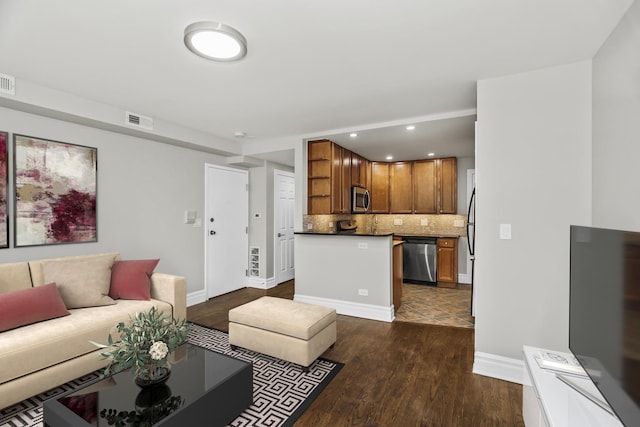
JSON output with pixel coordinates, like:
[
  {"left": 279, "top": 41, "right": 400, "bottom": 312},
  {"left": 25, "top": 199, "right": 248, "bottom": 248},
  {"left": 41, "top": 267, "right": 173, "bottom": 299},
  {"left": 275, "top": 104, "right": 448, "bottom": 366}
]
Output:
[
  {"left": 210, "top": 230, "right": 216, "bottom": 235},
  {"left": 277, "top": 233, "right": 284, "bottom": 237}
]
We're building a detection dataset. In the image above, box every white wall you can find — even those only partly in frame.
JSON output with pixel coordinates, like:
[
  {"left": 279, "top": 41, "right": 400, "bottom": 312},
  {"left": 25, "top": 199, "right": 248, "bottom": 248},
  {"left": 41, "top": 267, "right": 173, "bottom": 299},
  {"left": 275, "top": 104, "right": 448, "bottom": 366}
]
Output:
[
  {"left": 592, "top": 0, "right": 640, "bottom": 231},
  {"left": 0, "top": 107, "right": 232, "bottom": 295},
  {"left": 248, "top": 161, "right": 294, "bottom": 280},
  {"left": 295, "top": 233, "right": 394, "bottom": 321},
  {"left": 249, "top": 165, "right": 268, "bottom": 278},
  {"left": 475, "top": 61, "right": 592, "bottom": 364}
]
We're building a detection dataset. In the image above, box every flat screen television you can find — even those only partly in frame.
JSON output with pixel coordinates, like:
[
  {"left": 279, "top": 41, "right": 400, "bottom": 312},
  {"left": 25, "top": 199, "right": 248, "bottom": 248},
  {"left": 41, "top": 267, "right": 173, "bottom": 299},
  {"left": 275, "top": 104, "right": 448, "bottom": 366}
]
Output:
[{"left": 569, "top": 225, "right": 640, "bottom": 426}]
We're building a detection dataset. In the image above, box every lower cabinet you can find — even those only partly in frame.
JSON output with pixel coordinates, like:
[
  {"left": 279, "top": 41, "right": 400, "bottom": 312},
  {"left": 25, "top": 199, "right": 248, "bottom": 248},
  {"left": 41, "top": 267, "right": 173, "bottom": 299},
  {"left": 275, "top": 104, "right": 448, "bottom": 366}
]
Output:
[{"left": 437, "top": 238, "right": 457, "bottom": 288}]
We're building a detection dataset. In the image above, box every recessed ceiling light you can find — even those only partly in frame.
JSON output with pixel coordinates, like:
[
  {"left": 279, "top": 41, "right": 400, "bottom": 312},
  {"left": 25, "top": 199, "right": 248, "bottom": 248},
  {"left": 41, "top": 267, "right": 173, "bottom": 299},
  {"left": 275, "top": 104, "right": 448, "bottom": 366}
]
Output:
[
  {"left": 427, "top": 152, "right": 435, "bottom": 157},
  {"left": 184, "top": 21, "right": 247, "bottom": 62},
  {"left": 234, "top": 131, "right": 246, "bottom": 138},
  {"left": 350, "top": 133, "right": 358, "bottom": 138},
  {"left": 386, "top": 155, "right": 393, "bottom": 160},
  {"left": 406, "top": 125, "right": 415, "bottom": 131}
]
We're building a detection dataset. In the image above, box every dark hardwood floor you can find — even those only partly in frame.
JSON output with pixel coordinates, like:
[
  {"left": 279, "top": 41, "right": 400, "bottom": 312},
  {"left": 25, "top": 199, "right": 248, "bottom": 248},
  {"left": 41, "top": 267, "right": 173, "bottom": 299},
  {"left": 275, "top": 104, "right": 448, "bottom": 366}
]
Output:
[{"left": 187, "top": 281, "right": 525, "bottom": 427}]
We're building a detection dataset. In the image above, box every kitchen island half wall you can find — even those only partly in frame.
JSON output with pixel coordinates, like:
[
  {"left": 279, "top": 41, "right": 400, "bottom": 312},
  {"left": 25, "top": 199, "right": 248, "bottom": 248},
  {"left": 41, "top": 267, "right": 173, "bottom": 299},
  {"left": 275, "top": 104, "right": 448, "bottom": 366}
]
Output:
[{"left": 294, "top": 232, "right": 395, "bottom": 322}]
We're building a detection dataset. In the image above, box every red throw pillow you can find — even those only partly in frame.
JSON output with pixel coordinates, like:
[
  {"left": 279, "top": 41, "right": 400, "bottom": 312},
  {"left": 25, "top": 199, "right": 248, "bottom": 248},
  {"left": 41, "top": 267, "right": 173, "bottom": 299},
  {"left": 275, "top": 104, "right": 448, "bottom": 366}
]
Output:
[
  {"left": 109, "top": 259, "right": 160, "bottom": 300},
  {"left": 0, "top": 283, "right": 70, "bottom": 332}
]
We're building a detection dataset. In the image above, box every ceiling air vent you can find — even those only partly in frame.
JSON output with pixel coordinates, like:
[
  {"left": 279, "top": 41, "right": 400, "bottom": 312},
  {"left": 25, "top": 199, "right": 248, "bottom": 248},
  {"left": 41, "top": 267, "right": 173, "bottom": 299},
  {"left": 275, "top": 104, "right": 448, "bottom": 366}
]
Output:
[
  {"left": 0, "top": 73, "right": 16, "bottom": 96},
  {"left": 125, "top": 111, "right": 153, "bottom": 131}
]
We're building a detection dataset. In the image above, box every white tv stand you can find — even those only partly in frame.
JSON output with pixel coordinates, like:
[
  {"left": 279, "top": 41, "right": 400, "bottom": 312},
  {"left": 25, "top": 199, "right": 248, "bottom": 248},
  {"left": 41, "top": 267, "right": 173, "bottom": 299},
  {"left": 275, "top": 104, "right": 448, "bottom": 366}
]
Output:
[{"left": 522, "top": 345, "right": 624, "bottom": 426}]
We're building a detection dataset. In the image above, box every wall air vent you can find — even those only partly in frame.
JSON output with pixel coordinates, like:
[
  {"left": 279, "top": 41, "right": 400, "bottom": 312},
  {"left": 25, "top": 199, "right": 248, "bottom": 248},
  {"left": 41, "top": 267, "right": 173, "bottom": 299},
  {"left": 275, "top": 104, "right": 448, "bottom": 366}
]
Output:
[
  {"left": 0, "top": 73, "right": 16, "bottom": 95},
  {"left": 125, "top": 111, "right": 153, "bottom": 130}
]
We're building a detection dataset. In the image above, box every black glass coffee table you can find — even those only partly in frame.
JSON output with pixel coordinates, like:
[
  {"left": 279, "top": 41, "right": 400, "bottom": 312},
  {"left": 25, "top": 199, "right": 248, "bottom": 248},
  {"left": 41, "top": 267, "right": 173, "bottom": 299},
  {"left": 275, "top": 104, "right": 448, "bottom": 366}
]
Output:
[{"left": 43, "top": 344, "right": 252, "bottom": 426}]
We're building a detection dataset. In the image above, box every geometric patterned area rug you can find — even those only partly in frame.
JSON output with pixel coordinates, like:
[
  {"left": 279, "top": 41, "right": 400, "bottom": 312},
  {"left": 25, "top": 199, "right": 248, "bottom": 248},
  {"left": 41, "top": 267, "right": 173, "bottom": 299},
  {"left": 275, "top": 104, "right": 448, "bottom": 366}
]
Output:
[{"left": 0, "top": 322, "right": 343, "bottom": 427}]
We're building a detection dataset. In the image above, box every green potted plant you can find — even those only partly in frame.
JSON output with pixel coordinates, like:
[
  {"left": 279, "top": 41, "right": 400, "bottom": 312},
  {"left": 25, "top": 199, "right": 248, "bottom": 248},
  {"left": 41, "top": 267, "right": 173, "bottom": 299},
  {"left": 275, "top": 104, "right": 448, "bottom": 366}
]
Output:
[{"left": 92, "top": 307, "right": 189, "bottom": 386}]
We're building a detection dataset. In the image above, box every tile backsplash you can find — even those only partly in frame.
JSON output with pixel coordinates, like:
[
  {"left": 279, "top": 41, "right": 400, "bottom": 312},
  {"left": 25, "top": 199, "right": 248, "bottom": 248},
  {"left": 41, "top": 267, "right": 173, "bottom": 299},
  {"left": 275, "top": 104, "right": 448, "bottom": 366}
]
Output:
[{"left": 303, "top": 213, "right": 467, "bottom": 236}]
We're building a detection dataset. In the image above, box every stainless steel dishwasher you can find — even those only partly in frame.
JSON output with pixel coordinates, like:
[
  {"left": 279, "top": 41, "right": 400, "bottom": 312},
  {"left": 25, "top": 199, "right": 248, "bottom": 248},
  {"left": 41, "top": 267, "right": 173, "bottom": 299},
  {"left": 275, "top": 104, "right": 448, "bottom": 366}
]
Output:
[{"left": 402, "top": 237, "right": 437, "bottom": 285}]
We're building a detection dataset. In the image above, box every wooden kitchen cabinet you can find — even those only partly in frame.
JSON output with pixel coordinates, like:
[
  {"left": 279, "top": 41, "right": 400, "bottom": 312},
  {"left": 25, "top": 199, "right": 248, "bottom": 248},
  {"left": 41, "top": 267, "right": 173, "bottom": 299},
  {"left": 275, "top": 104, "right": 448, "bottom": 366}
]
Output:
[
  {"left": 413, "top": 157, "right": 457, "bottom": 214},
  {"left": 341, "top": 149, "right": 352, "bottom": 213},
  {"left": 413, "top": 159, "right": 438, "bottom": 213},
  {"left": 437, "top": 237, "right": 458, "bottom": 288},
  {"left": 389, "top": 162, "right": 413, "bottom": 213},
  {"left": 308, "top": 139, "right": 456, "bottom": 215},
  {"left": 307, "top": 139, "right": 350, "bottom": 214},
  {"left": 307, "top": 140, "right": 332, "bottom": 214},
  {"left": 438, "top": 157, "right": 457, "bottom": 214},
  {"left": 331, "top": 144, "right": 345, "bottom": 213},
  {"left": 351, "top": 153, "right": 364, "bottom": 188},
  {"left": 370, "top": 162, "right": 390, "bottom": 213}
]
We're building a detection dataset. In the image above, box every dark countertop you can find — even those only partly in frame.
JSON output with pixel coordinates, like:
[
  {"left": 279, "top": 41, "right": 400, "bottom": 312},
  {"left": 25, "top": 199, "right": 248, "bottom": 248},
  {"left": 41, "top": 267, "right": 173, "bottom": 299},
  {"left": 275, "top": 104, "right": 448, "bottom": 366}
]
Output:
[
  {"left": 395, "top": 233, "right": 462, "bottom": 239},
  {"left": 295, "top": 231, "right": 462, "bottom": 238},
  {"left": 294, "top": 231, "right": 393, "bottom": 237}
]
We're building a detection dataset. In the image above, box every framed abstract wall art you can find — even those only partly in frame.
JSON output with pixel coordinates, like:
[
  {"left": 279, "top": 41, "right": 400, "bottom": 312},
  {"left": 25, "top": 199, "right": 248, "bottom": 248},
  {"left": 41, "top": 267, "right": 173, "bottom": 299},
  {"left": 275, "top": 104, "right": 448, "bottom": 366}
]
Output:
[
  {"left": 14, "top": 134, "right": 97, "bottom": 247},
  {"left": 0, "top": 131, "right": 7, "bottom": 248}
]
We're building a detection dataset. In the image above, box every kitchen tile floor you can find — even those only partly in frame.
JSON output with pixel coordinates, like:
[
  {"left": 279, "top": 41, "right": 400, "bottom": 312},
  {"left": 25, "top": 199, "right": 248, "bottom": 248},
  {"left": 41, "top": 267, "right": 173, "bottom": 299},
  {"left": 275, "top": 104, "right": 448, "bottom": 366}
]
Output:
[{"left": 394, "top": 283, "right": 475, "bottom": 328}]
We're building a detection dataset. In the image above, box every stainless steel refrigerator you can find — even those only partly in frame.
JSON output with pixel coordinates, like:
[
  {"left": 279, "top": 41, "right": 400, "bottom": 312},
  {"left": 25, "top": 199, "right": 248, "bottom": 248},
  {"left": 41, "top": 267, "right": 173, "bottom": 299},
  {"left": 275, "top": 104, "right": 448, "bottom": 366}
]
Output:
[{"left": 466, "top": 187, "right": 476, "bottom": 315}]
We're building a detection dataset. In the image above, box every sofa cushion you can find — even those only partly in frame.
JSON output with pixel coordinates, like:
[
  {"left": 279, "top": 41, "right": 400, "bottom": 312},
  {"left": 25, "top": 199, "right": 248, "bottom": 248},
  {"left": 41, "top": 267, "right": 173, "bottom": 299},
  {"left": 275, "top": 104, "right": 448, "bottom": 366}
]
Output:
[
  {"left": 109, "top": 259, "right": 160, "bottom": 300},
  {"left": 29, "top": 252, "right": 120, "bottom": 287},
  {"left": 0, "top": 262, "right": 32, "bottom": 294},
  {"left": 0, "top": 283, "right": 70, "bottom": 332},
  {"left": 0, "top": 299, "right": 173, "bottom": 385},
  {"left": 41, "top": 256, "right": 115, "bottom": 308}
]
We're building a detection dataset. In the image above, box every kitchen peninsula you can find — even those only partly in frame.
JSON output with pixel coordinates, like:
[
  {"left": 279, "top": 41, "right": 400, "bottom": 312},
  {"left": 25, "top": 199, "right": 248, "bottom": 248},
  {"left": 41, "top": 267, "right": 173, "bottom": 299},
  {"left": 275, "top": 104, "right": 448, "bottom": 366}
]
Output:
[{"left": 294, "top": 231, "right": 402, "bottom": 322}]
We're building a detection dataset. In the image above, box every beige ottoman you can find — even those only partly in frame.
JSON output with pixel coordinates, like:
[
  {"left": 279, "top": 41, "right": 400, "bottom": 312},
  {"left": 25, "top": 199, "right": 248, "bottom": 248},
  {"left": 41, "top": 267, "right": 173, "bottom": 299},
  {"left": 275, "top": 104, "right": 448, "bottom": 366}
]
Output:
[{"left": 228, "top": 296, "right": 337, "bottom": 370}]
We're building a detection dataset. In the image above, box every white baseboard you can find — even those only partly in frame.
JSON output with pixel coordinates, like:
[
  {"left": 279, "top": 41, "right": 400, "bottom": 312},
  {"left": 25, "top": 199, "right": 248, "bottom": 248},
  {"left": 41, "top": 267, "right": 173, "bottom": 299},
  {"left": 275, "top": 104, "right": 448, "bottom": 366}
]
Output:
[
  {"left": 473, "top": 351, "right": 524, "bottom": 385},
  {"left": 458, "top": 273, "right": 471, "bottom": 284},
  {"left": 294, "top": 294, "right": 394, "bottom": 322},
  {"left": 246, "top": 276, "right": 277, "bottom": 289},
  {"left": 187, "top": 289, "right": 207, "bottom": 307}
]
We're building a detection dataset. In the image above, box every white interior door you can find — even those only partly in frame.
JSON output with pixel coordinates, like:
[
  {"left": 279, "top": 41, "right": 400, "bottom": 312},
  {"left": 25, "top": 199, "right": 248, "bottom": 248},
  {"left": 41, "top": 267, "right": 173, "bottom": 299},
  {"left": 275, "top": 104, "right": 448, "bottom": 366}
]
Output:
[
  {"left": 275, "top": 170, "right": 295, "bottom": 284},
  {"left": 205, "top": 164, "right": 248, "bottom": 298}
]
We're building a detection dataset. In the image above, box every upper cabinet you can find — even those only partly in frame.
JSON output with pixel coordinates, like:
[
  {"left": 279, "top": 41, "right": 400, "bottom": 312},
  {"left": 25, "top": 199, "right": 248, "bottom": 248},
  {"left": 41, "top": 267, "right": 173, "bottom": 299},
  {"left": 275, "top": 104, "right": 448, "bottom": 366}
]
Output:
[
  {"left": 438, "top": 157, "right": 457, "bottom": 214},
  {"left": 307, "top": 140, "right": 332, "bottom": 214},
  {"left": 351, "top": 153, "right": 368, "bottom": 188},
  {"left": 307, "top": 139, "right": 352, "bottom": 214},
  {"left": 413, "top": 160, "right": 437, "bottom": 213},
  {"left": 370, "top": 162, "right": 390, "bottom": 213},
  {"left": 413, "top": 157, "right": 457, "bottom": 214},
  {"left": 307, "top": 140, "right": 457, "bottom": 215},
  {"left": 389, "top": 162, "right": 413, "bottom": 213}
]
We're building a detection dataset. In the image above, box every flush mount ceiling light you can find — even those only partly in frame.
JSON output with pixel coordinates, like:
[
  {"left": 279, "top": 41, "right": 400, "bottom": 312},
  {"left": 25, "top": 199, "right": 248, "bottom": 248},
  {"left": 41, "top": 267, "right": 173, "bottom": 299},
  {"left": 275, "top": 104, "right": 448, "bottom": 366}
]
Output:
[
  {"left": 349, "top": 133, "right": 358, "bottom": 138},
  {"left": 406, "top": 125, "right": 415, "bottom": 131},
  {"left": 184, "top": 21, "right": 247, "bottom": 62}
]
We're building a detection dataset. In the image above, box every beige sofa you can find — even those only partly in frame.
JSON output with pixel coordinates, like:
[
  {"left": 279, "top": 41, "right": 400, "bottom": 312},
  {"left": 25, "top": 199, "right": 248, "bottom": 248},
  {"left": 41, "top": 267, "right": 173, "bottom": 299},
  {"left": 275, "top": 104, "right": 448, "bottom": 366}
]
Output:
[{"left": 0, "top": 252, "right": 187, "bottom": 410}]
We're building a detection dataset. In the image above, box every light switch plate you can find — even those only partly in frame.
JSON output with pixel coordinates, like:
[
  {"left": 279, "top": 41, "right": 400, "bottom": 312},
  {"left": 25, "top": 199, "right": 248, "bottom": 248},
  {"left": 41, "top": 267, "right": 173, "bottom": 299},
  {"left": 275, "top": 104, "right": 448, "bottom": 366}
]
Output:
[
  {"left": 184, "top": 210, "right": 196, "bottom": 224},
  {"left": 394, "top": 218, "right": 403, "bottom": 226},
  {"left": 307, "top": 223, "right": 313, "bottom": 230},
  {"left": 500, "top": 223, "right": 512, "bottom": 240}
]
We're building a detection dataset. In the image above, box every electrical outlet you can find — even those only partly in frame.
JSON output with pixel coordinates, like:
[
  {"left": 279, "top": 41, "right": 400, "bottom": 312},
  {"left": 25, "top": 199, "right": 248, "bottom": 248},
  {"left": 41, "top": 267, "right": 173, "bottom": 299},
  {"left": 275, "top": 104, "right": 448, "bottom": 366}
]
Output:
[
  {"left": 329, "top": 222, "right": 334, "bottom": 228},
  {"left": 307, "top": 223, "right": 313, "bottom": 230},
  {"left": 358, "top": 289, "right": 369, "bottom": 296},
  {"left": 454, "top": 219, "right": 465, "bottom": 227},
  {"left": 358, "top": 242, "right": 368, "bottom": 249},
  {"left": 420, "top": 219, "right": 429, "bottom": 226},
  {"left": 393, "top": 218, "right": 403, "bottom": 226}
]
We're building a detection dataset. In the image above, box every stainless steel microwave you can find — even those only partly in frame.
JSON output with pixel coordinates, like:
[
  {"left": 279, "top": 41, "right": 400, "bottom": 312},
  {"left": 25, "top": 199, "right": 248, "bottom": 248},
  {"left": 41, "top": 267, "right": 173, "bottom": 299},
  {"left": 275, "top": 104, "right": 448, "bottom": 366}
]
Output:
[{"left": 352, "top": 186, "right": 370, "bottom": 213}]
